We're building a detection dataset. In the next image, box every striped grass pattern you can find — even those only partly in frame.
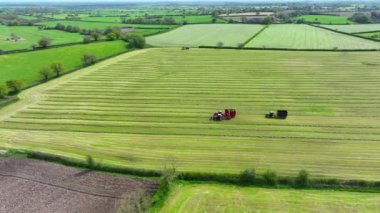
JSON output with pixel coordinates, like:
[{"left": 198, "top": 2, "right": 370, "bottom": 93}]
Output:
[{"left": 0, "top": 48, "right": 380, "bottom": 180}]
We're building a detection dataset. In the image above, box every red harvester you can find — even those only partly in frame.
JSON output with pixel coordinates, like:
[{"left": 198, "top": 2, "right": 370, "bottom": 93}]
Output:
[{"left": 210, "top": 109, "right": 237, "bottom": 121}]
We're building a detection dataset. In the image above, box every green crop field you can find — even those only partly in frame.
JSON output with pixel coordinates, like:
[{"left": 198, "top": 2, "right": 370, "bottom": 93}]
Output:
[
  {"left": 245, "top": 24, "right": 380, "bottom": 49},
  {"left": 169, "top": 15, "right": 226, "bottom": 24},
  {"left": 147, "top": 24, "right": 264, "bottom": 47},
  {"left": 296, "top": 15, "right": 354, "bottom": 24},
  {"left": 0, "top": 48, "right": 380, "bottom": 180},
  {"left": 158, "top": 184, "right": 380, "bottom": 213},
  {"left": 36, "top": 21, "right": 176, "bottom": 30},
  {"left": 321, "top": 24, "right": 380, "bottom": 33},
  {"left": 81, "top": 16, "right": 124, "bottom": 23},
  {"left": 0, "top": 25, "right": 83, "bottom": 51},
  {"left": 356, "top": 31, "right": 380, "bottom": 40},
  {"left": 0, "top": 40, "right": 127, "bottom": 85}
]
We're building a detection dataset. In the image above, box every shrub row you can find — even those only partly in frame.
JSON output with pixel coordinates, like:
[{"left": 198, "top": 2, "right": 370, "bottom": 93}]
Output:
[{"left": 26, "top": 151, "right": 380, "bottom": 190}]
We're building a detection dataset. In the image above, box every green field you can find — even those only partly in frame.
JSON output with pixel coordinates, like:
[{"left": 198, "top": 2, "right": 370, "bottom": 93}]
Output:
[
  {"left": 169, "top": 15, "right": 226, "bottom": 24},
  {"left": 321, "top": 24, "right": 380, "bottom": 33},
  {"left": 147, "top": 24, "right": 264, "bottom": 47},
  {"left": 356, "top": 31, "right": 380, "bottom": 40},
  {"left": 296, "top": 15, "right": 354, "bottom": 24},
  {"left": 245, "top": 24, "right": 380, "bottom": 49},
  {"left": 36, "top": 21, "right": 176, "bottom": 30},
  {"left": 159, "top": 184, "right": 380, "bottom": 213},
  {"left": 0, "top": 40, "right": 127, "bottom": 85},
  {"left": 0, "top": 25, "right": 83, "bottom": 51},
  {"left": 0, "top": 48, "right": 380, "bottom": 180}
]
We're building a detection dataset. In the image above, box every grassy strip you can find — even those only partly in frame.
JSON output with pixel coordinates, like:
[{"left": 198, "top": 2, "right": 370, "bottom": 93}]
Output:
[
  {"left": 0, "top": 96, "right": 19, "bottom": 109},
  {"left": 242, "top": 24, "right": 269, "bottom": 47},
  {"left": 25, "top": 151, "right": 380, "bottom": 190},
  {"left": 199, "top": 45, "right": 380, "bottom": 52},
  {"left": 311, "top": 24, "right": 380, "bottom": 43}
]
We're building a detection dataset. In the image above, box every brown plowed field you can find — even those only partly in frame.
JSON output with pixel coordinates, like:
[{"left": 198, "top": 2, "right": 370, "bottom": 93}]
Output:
[{"left": 0, "top": 158, "right": 157, "bottom": 213}]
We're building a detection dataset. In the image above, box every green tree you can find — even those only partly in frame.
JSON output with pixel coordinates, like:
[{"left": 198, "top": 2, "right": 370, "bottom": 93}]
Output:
[
  {"left": 38, "top": 37, "right": 51, "bottom": 48},
  {"left": 351, "top": 13, "right": 371, "bottom": 23},
  {"left": 239, "top": 168, "right": 256, "bottom": 185},
  {"left": 39, "top": 67, "right": 52, "bottom": 81},
  {"left": 82, "top": 54, "right": 97, "bottom": 66},
  {"left": 0, "top": 84, "right": 8, "bottom": 98},
  {"left": 295, "top": 169, "right": 309, "bottom": 187},
  {"left": 263, "top": 170, "right": 277, "bottom": 186},
  {"left": 106, "top": 32, "right": 117, "bottom": 41},
  {"left": 124, "top": 34, "right": 145, "bottom": 49},
  {"left": 6, "top": 80, "right": 24, "bottom": 94},
  {"left": 50, "top": 62, "right": 64, "bottom": 77},
  {"left": 83, "top": 35, "right": 92, "bottom": 43}
]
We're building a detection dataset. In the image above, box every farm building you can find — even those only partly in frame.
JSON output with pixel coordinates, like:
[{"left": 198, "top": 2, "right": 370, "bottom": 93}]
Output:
[{"left": 219, "top": 12, "right": 274, "bottom": 23}]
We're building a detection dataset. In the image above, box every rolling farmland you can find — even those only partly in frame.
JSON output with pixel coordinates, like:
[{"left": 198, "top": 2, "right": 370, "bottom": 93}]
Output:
[
  {"left": 0, "top": 41, "right": 127, "bottom": 85},
  {"left": 296, "top": 15, "right": 354, "bottom": 24},
  {"left": 321, "top": 24, "right": 380, "bottom": 33},
  {"left": 0, "top": 48, "right": 380, "bottom": 180},
  {"left": 36, "top": 21, "right": 176, "bottom": 30},
  {"left": 0, "top": 25, "right": 83, "bottom": 51},
  {"left": 159, "top": 184, "right": 380, "bottom": 213},
  {"left": 245, "top": 24, "right": 380, "bottom": 49},
  {"left": 146, "top": 24, "right": 264, "bottom": 47}
]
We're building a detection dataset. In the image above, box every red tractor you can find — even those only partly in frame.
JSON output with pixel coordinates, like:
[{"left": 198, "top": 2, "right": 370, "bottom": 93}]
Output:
[{"left": 210, "top": 109, "right": 237, "bottom": 121}]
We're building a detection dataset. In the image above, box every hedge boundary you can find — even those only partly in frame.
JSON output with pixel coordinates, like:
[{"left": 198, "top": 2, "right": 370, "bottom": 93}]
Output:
[
  {"left": 310, "top": 24, "right": 380, "bottom": 43},
  {"left": 0, "top": 96, "right": 19, "bottom": 109},
  {"left": 26, "top": 151, "right": 380, "bottom": 190}
]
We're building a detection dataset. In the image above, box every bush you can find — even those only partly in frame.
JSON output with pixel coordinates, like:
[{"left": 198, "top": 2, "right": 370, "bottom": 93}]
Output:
[
  {"left": 50, "top": 62, "right": 64, "bottom": 77},
  {"left": 239, "top": 168, "right": 256, "bottom": 185},
  {"left": 295, "top": 169, "right": 309, "bottom": 187},
  {"left": 38, "top": 37, "right": 51, "bottom": 48},
  {"left": 124, "top": 34, "right": 145, "bottom": 49},
  {"left": 86, "top": 155, "right": 95, "bottom": 169},
  {"left": 83, "top": 36, "right": 92, "bottom": 43},
  {"left": 263, "top": 170, "right": 277, "bottom": 186},
  {"left": 6, "top": 80, "right": 24, "bottom": 94},
  {"left": 151, "top": 164, "right": 177, "bottom": 207},
  {"left": 39, "top": 67, "right": 52, "bottom": 81},
  {"left": 0, "top": 84, "right": 8, "bottom": 98},
  {"left": 82, "top": 54, "right": 97, "bottom": 66}
]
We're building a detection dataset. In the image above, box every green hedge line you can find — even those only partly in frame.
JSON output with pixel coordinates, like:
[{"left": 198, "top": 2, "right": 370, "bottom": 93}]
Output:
[
  {"left": 26, "top": 151, "right": 380, "bottom": 190},
  {"left": 310, "top": 24, "right": 380, "bottom": 43},
  {"left": 0, "top": 96, "right": 19, "bottom": 109}
]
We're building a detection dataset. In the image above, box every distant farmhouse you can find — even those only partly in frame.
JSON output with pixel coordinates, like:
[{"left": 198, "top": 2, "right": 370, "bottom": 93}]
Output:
[{"left": 219, "top": 12, "right": 274, "bottom": 23}]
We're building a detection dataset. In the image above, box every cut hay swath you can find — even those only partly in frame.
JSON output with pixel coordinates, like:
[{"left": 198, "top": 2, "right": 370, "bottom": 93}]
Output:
[
  {"left": 0, "top": 48, "right": 380, "bottom": 180},
  {"left": 147, "top": 24, "right": 264, "bottom": 47},
  {"left": 245, "top": 24, "right": 380, "bottom": 50}
]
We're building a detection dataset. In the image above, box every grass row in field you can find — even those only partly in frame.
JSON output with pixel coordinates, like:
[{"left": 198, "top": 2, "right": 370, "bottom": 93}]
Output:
[
  {"left": 158, "top": 183, "right": 380, "bottom": 213},
  {"left": 0, "top": 49, "right": 380, "bottom": 180},
  {"left": 0, "top": 25, "right": 83, "bottom": 51},
  {"left": 147, "top": 24, "right": 264, "bottom": 47},
  {"left": 320, "top": 24, "right": 380, "bottom": 33},
  {"left": 245, "top": 24, "right": 380, "bottom": 50},
  {"left": 0, "top": 40, "right": 127, "bottom": 85},
  {"left": 295, "top": 15, "right": 354, "bottom": 24}
]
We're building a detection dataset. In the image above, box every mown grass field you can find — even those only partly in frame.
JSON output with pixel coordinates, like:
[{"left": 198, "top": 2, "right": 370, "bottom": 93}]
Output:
[
  {"left": 296, "top": 15, "right": 354, "bottom": 24},
  {"left": 357, "top": 31, "right": 380, "bottom": 40},
  {"left": 0, "top": 48, "right": 380, "bottom": 180},
  {"left": 0, "top": 25, "right": 83, "bottom": 51},
  {"left": 0, "top": 40, "right": 127, "bottom": 85},
  {"left": 245, "top": 24, "right": 380, "bottom": 49},
  {"left": 321, "top": 24, "right": 380, "bottom": 33},
  {"left": 147, "top": 24, "right": 264, "bottom": 47},
  {"left": 158, "top": 184, "right": 380, "bottom": 213}
]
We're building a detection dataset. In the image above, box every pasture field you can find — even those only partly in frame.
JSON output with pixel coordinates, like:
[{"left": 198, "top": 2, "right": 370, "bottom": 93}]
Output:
[
  {"left": 169, "top": 15, "right": 226, "bottom": 24},
  {"left": 159, "top": 184, "right": 380, "bottom": 213},
  {"left": 0, "top": 48, "right": 380, "bottom": 180},
  {"left": 245, "top": 24, "right": 380, "bottom": 49},
  {"left": 321, "top": 24, "right": 380, "bottom": 33},
  {"left": 147, "top": 24, "right": 264, "bottom": 47},
  {"left": 36, "top": 20, "right": 176, "bottom": 30},
  {"left": 0, "top": 25, "right": 83, "bottom": 51},
  {"left": 296, "top": 15, "right": 354, "bottom": 24},
  {"left": 0, "top": 40, "right": 126, "bottom": 85},
  {"left": 356, "top": 31, "right": 380, "bottom": 40}
]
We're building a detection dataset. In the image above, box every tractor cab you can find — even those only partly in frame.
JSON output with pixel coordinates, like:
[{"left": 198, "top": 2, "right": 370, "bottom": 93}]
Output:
[{"left": 265, "top": 110, "right": 288, "bottom": 119}]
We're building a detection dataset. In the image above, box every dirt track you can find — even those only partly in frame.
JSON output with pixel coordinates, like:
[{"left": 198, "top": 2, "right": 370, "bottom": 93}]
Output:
[{"left": 0, "top": 158, "right": 157, "bottom": 213}]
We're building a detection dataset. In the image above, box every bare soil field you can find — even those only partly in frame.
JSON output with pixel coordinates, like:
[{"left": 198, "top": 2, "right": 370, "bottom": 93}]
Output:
[{"left": 0, "top": 157, "right": 157, "bottom": 213}]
